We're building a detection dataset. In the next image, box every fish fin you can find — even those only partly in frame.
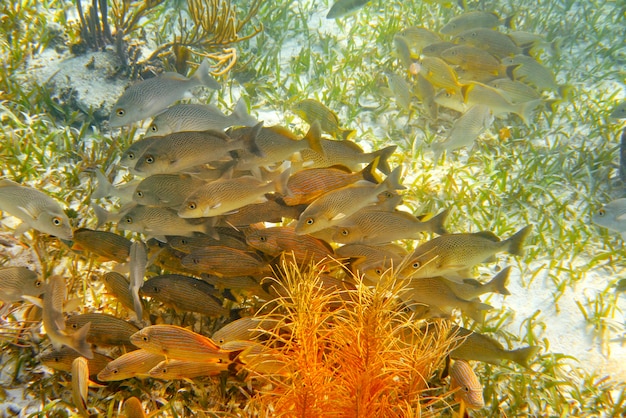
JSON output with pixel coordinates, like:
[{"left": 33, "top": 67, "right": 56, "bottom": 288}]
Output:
[
  {"left": 210, "top": 202, "right": 222, "bottom": 210},
  {"left": 13, "top": 222, "right": 31, "bottom": 237},
  {"left": 273, "top": 167, "right": 291, "bottom": 196},
  {"left": 382, "top": 166, "right": 406, "bottom": 191},
  {"left": 91, "top": 170, "right": 113, "bottom": 199},
  {"left": 505, "top": 64, "right": 520, "bottom": 80},
  {"left": 194, "top": 58, "right": 221, "bottom": 89},
  {"left": 472, "top": 231, "right": 500, "bottom": 241},
  {"left": 16, "top": 205, "right": 39, "bottom": 221},
  {"left": 360, "top": 157, "right": 382, "bottom": 184},
  {"left": 71, "top": 322, "right": 94, "bottom": 359},
  {"left": 426, "top": 209, "right": 449, "bottom": 235},
  {"left": 511, "top": 345, "right": 540, "bottom": 368},
  {"left": 331, "top": 212, "right": 348, "bottom": 221},
  {"left": 461, "top": 84, "right": 474, "bottom": 103},
  {"left": 502, "top": 15, "right": 515, "bottom": 30},
  {"left": 341, "top": 128, "right": 356, "bottom": 141},
  {"left": 22, "top": 295, "right": 43, "bottom": 308},
  {"left": 153, "top": 235, "right": 168, "bottom": 243},
  {"left": 465, "top": 300, "right": 493, "bottom": 323},
  {"left": 505, "top": 225, "right": 533, "bottom": 256},
  {"left": 91, "top": 203, "right": 111, "bottom": 229},
  {"left": 517, "top": 99, "right": 542, "bottom": 126},
  {"left": 231, "top": 97, "right": 258, "bottom": 127},
  {"left": 304, "top": 120, "right": 324, "bottom": 155},
  {"left": 371, "top": 145, "right": 397, "bottom": 175},
  {"left": 243, "top": 121, "right": 265, "bottom": 157},
  {"left": 485, "top": 266, "right": 511, "bottom": 295}
]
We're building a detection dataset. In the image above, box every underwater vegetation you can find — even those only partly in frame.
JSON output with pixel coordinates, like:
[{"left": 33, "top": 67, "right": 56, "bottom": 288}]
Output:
[{"left": 1, "top": 0, "right": 626, "bottom": 417}]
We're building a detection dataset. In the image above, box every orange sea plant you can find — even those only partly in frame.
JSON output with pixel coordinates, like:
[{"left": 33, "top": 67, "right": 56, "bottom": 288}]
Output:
[{"left": 246, "top": 260, "right": 460, "bottom": 417}]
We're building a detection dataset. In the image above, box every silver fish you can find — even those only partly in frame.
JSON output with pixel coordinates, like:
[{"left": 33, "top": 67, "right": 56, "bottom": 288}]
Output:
[
  {"left": 129, "top": 240, "right": 147, "bottom": 323},
  {"left": 432, "top": 105, "right": 494, "bottom": 160},
  {"left": 133, "top": 174, "right": 206, "bottom": 209},
  {"left": 592, "top": 198, "right": 626, "bottom": 239},
  {"left": 0, "top": 266, "right": 43, "bottom": 303}
]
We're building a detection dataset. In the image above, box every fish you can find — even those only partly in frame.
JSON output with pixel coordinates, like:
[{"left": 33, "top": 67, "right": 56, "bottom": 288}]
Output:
[
  {"left": 609, "top": 102, "right": 626, "bottom": 120},
  {"left": 129, "top": 324, "right": 232, "bottom": 363},
  {"left": 294, "top": 166, "right": 405, "bottom": 235},
  {"left": 396, "top": 27, "right": 441, "bottom": 52},
  {"left": 102, "top": 272, "right": 137, "bottom": 314},
  {"left": 0, "top": 179, "right": 73, "bottom": 240},
  {"left": 440, "top": 45, "right": 502, "bottom": 73},
  {"left": 245, "top": 226, "right": 334, "bottom": 264},
  {"left": 415, "top": 56, "right": 465, "bottom": 94},
  {"left": 434, "top": 89, "right": 468, "bottom": 113},
  {"left": 129, "top": 240, "right": 147, "bottom": 323},
  {"left": 453, "top": 28, "right": 529, "bottom": 58},
  {"left": 109, "top": 58, "right": 220, "bottom": 127},
  {"left": 117, "top": 205, "right": 214, "bottom": 241},
  {"left": 384, "top": 71, "right": 412, "bottom": 111},
  {"left": 415, "top": 74, "right": 438, "bottom": 119},
  {"left": 449, "top": 326, "right": 539, "bottom": 367},
  {"left": 442, "top": 266, "right": 511, "bottom": 300},
  {"left": 71, "top": 357, "right": 90, "bottom": 417},
  {"left": 124, "top": 397, "right": 147, "bottom": 418},
  {"left": 140, "top": 274, "right": 228, "bottom": 317},
  {"left": 402, "top": 277, "right": 493, "bottom": 322},
  {"left": 0, "top": 266, "right": 43, "bottom": 303},
  {"left": 398, "top": 225, "right": 532, "bottom": 279},
  {"left": 66, "top": 313, "right": 140, "bottom": 346},
  {"left": 422, "top": 41, "right": 456, "bottom": 58},
  {"left": 432, "top": 105, "right": 494, "bottom": 160},
  {"left": 331, "top": 208, "right": 449, "bottom": 245},
  {"left": 181, "top": 246, "right": 270, "bottom": 278},
  {"left": 326, "top": 0, "right": 371, "bottom": 19},
  {"left": 449, "top": 359, "right": 485, "bottom": 410},
  {"left": 501, "top": 55, "right": 560, "bottom": 93},
  {"left": 71, "top": 228, "right": 131, "bottom": 263},
  {"left": 212, "top": 317, "right": 276, "bottom": 346},
  {"left": 148, "top": 359, "right": 229, "bottom": 379},
  {"left": 292, "top": 99, "right": 355, "bottom": 139},
  {"left": 393, "top": 35, "right": 416, "bottom": 71},
  {"left": 592, "top": 198, "right": 626, "bottom": 239},
  {"left": 462, "top": 82, "right": 541, "bottom": 125},
  {"left": 229, "top": 123, "right": 323, "bottom": 173},
  {"left": 132, "top": 124, "right": 263, "bottom": 175},
  {"left": 97, "top": 349, "right": 165, "bottom": 381},
  {"left": 132, "top": 174, "right": 206, "bottom": 208},
  {"left": 177, "top": 171, "right": 289, "bottom": 219},
  {"left": 441, "top": 11, "right": 512, "bottom": 36},
  {"left": 487, "top": 78, "right": 542, "bottom": 104},
  {"left": 300, "top": 142, "right": 396, "bottom": 174},
  {"left": 145, "top": 97, "right": 258, "bottom": 137},
  {"left": 166, "top": 229, "right": 249, "bottom": 253},
  {"left": 119, "top": 136, "right": 161, "bottom": 169},
  {"left": 90, "top": 170, "right": 140, "bottom": 202},
  {"left": 335, "top": 242, "right": 407, "bottom": 279},
  {"left": 40, "top": 347, "right": 112, "bottom": 377},
  {"left": 281, "top": 159, "right": 380, "bottom": 206},
  {"left": 218, "top": 197, "right": 307, "bottom": 227},
  {"left": 41, "top": 275, "right": 93, "bottom": 359}
]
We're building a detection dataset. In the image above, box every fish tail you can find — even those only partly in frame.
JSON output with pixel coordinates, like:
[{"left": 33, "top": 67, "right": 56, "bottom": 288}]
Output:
[
  {"left": 426, "top": 209, "right": 449, "bottom": 235},
  {"left": 273, "top": 167, "right": 292, "bottom": 196},
  {"left": 360, "top": 157, "right": 382, "bottom": 184},
  {"left": 341, "top": 128, "right": 356, "bottom": 140},
  {"left": 485, "top": 266, "right": 511, "bottom": 296},
  {"left": 517, "top": 99, "right": 542, "bottom": 126},
  {"left": 305, "top": 120, "right": 324, "bottom": 154},
  {"left": 505, "top": 225, "right": 532, "bottom": 256},
  {"left": 431, "top": 142, "right": 445, "bottom": 164},
  {"left": 465, "top": 300, "right": 493, "bottom": 323},
  {"left": 92, "top": 203, "right": 113, "bottom": 229},
  {"left": 194, "top": 59, "right": 221, "bottom": 90},
  {"left": 505, "top": 64, "right": 520, "bottom": 81},
  {"left": 502, "top": 15, "right": 515, "bottom": 30},
  {"left": 243, "top": 122, "right": 265, "bottom": 158},
  {"left": 231, "top": 97, "right": 258, "bottom": 127},
  {"left": 510, "top": 345, "right": 540, "bottom": 368},
  {"left": 91, "top": 170, "right": 114, "bottom": 200},
  {"left": 71, "top": 322, "right": 94, "bottom": 359},
  {"left": 371, "top": 145, "right": 397, "bottom": 175},
  {"left": 382, "top": 165, "right": 405, "bottom": 191}
]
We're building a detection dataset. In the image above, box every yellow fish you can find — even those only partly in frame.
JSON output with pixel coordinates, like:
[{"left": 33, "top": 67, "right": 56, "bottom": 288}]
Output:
[
  {"left": 71, "top": 357, "right": 90, "bottom": 417},
  {"left": 454, "top": 28, "right": 528, "bottom": 58},
  {"left": 0, "top": 266, "right": 43, "bottom": 303},
  {"left": 245, "top": 226, "right": 334, "bottom": 264},
  {"left": 148, "top": 359, "right": 229, "bottom": 379},
  {"left": 132, "top": 173, "right": 206, "bottom": 209},
  {"left": 416, "top": 56, "right": 465, "bottom": 94},
  {"left": 300, "top": 142, "right": 396, "bottom": 174},
  {"left": 181, "top": 246, "right": 270, "bottom": 278},
  {"left": 123, "top": 397, "right": 147, "bottom": 418},
  {"left": 40, "top": 346, "right": 112, "bottom": 377},
  {"left": 72, "top": 228, "right": 131, "bottom": 263},
  {"left": 441, "top": 11, "right": 512, "bottom": 36},
  {"left": 292, "top": 99, "right": 355, "bottom": 139},
  {"left": 97, "top": 349, "right": 165, "bottom": 381},
  {"left": 449, "top": 359, "right": 485, "bottom": 410},
  {"left": 66, "top": 313, "right": 140, "bottom": 347}
]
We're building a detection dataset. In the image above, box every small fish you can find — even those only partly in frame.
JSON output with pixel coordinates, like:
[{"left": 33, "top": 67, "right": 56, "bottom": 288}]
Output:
[
  {"left": 454, "top": 28, "right": 528, "bottom": 58},
  {"left": 42, "top": 276, "right": 93, "bottom": 359},
  {"left": 124, "top": 397, "right": 147, "bottom": 418},
  {"left": 119, "top": 136, "right": 161, "bottom": 169},
  {"left": 487, "top": 78, "right": 542, "bottom": 104},
  {"left": 102, "top": 272, "right": 136, "bottom": 314},
  {"left": 66, "top": 313, "right": 140, "bottom": 347},
  {"left": 281, "top": 159, "right": 380, "bottom": 206},
  {"left": 326, "top": 0, "right": 371, "bottom": 19},
  {"left": 592, "top": 198, "right": 626, "bottom": 239},
  {"left": 393, "top": 35, "right": 416, "bottom": 71},
  {"left": 117, "top": 205, "right": 213, "bottom": 241},
  {"left": 449, "top": 359, "right": 485, "bottom": 410},
  {"left": 72, "top": 228, "right": 131, "bottom": 263},
  {"left": 443, "top": 267, "right": 511, "bottom": 300},
  {"left": 402, "top": 277, "right": 493, "bottom": 322},
  {"left": 384, "top": 71, "right": 413, "bottom": 111},
  {"left": 415, "top": 56, "right": 465, "bottom": 94},
  {"left": 335, "top": 242, "right": 407, "bottom": 278},
  {"left": 71, "top": 357, "right": 90, "bottom": 417},
  {"left": 133, "top": 125, "right": 262, "bottom": 175},
  {"left": 140, "top": 274, "right": 227, "bottom": 317},
  {"left": 218, "top": 197, "right": 306, "bottom": 227},
  {"left": 398, "top": 226, "right": 532, "bottom": 279},
  {"left": 130, "top": 324, "right": 231, "bottom": 363},
  {"left": 97, "top": 349, "right": 165, "bottom": 381},
  {"left": 133, "top": 174, "right": 206, "bottom": 208},
  {"left": 145, "top": 97, "right": 258, "bottom": 137},
  {"left": 441, "top": 45, "right": 502, "bottom": 73},
  {"left": 441, "top": 11, "right": 512, "bottom": 36},
  {"left": 181, "top": 246, "right": 269, "bottom": 278},
  {"left": 129, "top": 240, "right": 147, "bottom": 323},
  {"left": 422, "top": 41, "right": 456, "bottom": 58},
  {"left": 245, "top": 226, "right": 334, "bottom": 264},
  {"left": 501, "top": 55, "right": 560, "bottom": 92},
  {"left": 148, "top": 359, "right": 229, "bottom": 379},
  {"left": 0, "top": 179, "right": 73, "bottom": 240},
  {"left": 432, "top": 105, "right": 494, "bottom": 160},
  {"left": 212, "top": 317, "right": 276, "bottom": 346},
  {"left": 292, "top": 99, "right": 355, "bottom": 139},
  {"left": 166, "top": 229, "right": 249, "bottom": 253},
  {"left": 300, "top": 142, "right": 396, "bottom": 174},
  {"left": 178, "top": 171, "right": 288, "bottom": 219},
  {"left": 40, "top": 347, "right": 112, "bottom": 377},
  {"left": 0, "top": 266, "right": 43, "bottom": 303},
  {"left": 415, "top": 74, "right": 438, "bottom": 119},
  {"left": 396, "top": 27, "right": 441, "bottom": 52},
  {"left": 450, "top": 326, "right": 539, "bottom": 367},
  {"left": 294, "top": 166, "right": 405, "bottom": 235},
  {"left": 462, "top": 82, "right": 541, "bottom": 125},
  {"left": 110, "top": 59, "right": 220, "bottom": 127}
]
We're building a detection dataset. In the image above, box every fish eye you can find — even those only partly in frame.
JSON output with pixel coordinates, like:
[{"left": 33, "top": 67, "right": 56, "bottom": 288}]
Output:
[
  {"left": 192, "top": 257, "right": 200, "bottom": 265},
  {"left": 71, "top": 323, "right": 79, "bottom": 329},
  {"left": 153, "top": 286, "right": 160, "bottom": 293},
  {"left": 150, "top": 125, "right": 158, "bottom": 132},
  {"left": 180, "top": 238, "right": 188, "bottom": 245},
  {"left": 412, "top": 261, "right": 421, "bottom": 269},
  {"left": 142, "top": 336, "right": 149, "bottom": 342},
  {"left": 116, "top": 108, "right": 125, "bottom": 117},
  {"left": 259, "top": 235, "right": 267, "bottom": 242},
  {"left": 145, "top": 155, "right": 155, "bottom": 164},
  {"left": 375, "top": 268, "right": 383, "bottom": 275},
  {"left": 341, "top": 229, "right": 349, "bottom": 236},
  {"left": 127, "top": 152, "right": 136, "bottom": 160},
  {"left": 305, "top": 217, "right": 314, "bottom": 225},
  {"left": 463, "top": 386, "right": 470, "bottom": 392},
  {"left": 124, "top": 216, "right": 133, "bottom": 224},
  {"left": 52, "top": 216, "right": 62, "bottom": 226},
  {"left": 187, "top": 202, "right": 197, "bottom": 210},
  {"left": 112, "top": 368, "right": 119, "bottom": 374},
  {"left": 598, "top": 209, "right": 606, "bottom": 217},
  {"left": 136, "top": 191, "right": 144, "bottom": 198},
  {"left": 471, "top": 31, "right": 477, "bottom": 37},
  {"left": 35, "top": 280, "right": 43, "bottom": 288}
]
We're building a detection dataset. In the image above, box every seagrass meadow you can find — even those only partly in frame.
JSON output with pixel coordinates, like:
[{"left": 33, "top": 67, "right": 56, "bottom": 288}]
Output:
[{"left": 1, "top": 0, "right": 626, "bottom": 416}]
